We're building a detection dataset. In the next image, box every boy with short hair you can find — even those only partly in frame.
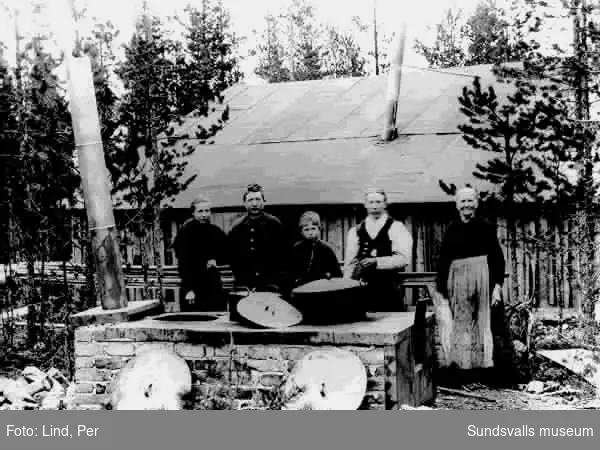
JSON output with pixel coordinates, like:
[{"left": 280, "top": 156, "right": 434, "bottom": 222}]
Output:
[{"left": 290, "top": 211, "right": 342, "bottom": 287}]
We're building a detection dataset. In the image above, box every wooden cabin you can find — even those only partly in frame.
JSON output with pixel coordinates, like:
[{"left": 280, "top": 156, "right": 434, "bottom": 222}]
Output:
[{"left": 65, "top": 64, "right": 585, "bottom": 317}]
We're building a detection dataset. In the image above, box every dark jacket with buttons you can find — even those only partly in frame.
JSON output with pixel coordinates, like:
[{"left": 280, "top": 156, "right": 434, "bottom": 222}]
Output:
[{"left": 227, "top": 212, "right": 289, "bottom": 291}]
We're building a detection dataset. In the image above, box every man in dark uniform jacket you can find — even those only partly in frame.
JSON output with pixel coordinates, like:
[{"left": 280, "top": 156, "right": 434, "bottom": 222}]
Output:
[
  {"left": 228, "top": 184, "right": 289, "bottom": 293},
  {"left": 344, "top": 188, "right": 413, "bottom": 311},
  {"left": 173, "top": 195, "right": 227, "bottom": 311}
]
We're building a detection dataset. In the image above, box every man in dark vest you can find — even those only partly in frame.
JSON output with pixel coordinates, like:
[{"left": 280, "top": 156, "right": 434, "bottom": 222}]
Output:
[
  {"left": 228, "top": 184, "right": 289, "bottom": 293},
  {"left": 344, "top": 188, "right": 413, "bottom": 311},
  {"left": 173, "top": 195, "right": 228, "bottom": 311}
]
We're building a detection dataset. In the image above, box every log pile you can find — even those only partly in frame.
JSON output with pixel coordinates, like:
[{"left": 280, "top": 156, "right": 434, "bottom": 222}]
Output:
[{"left": 0, "top": 367, "right": 73, "bottom": 410}]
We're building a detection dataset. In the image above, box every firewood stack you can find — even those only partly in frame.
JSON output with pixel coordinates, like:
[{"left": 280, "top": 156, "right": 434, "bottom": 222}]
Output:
[{"left": 0, "top": 366, "right": 74, "bottom": 410}]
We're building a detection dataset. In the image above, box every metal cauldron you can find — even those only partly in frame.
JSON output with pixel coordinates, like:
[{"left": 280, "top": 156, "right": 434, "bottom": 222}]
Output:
[{"left": 290, "top": 278, "right": 368, "bottom": 324}]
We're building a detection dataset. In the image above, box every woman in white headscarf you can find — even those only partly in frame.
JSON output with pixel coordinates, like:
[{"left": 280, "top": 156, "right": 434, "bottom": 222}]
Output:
[{"left": 434, "top": 187, "right": 505, "bottom": 371}]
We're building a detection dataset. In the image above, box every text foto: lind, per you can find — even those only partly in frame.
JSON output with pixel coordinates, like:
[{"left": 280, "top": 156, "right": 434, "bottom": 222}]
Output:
[{"left": 6, "top": 424, "right": 99, "bottom": 437}]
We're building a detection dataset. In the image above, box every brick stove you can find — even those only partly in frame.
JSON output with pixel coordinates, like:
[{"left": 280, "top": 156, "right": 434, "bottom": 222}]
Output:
[{"left": 72, "top": 311, "right": 436, "bottom": 410}]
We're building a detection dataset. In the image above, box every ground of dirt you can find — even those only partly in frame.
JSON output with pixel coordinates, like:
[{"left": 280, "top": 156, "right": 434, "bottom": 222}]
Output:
[
  {"left": 2, "top": 318, "right": 599, "bottom": 410},
  {"left": 429, "top": 326, "right": 600, "bottom": 410},
  {"left": 434, "top": 381, "right": 597, "bottom": 410}
]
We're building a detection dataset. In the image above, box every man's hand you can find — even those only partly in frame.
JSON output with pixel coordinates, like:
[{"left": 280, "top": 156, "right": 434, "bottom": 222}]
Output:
[
  {"left": 185, "top": 291, "right": 196, "bottom": 302},
  {"left": 359, "top": 258, "right": 377, "bottom": 270},
  {"left": 206, "top": 259, "right": 217, "bottom": 269},
  {"left": 492, "top": 285, "right": 502, "bottom": 306},
  {"left": 351, "top": 258, "right": 377, "bottom": 280}
]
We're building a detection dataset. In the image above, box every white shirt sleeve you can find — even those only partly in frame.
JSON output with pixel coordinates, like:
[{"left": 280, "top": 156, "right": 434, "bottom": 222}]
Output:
[
  {"left": 375, "top": 221, "right": 412, "bottom": 270},
  {"left": 343, "top": 227, "right": 359, "bottom": 278}
]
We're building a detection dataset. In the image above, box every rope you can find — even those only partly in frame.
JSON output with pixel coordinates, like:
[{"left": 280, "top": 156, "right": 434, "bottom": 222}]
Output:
[
  {"left": 89, "top": 224, "right": 116, "bottom": 231},
  {"left": 75, "top": 141, "right": 104, "bottom": 148}
]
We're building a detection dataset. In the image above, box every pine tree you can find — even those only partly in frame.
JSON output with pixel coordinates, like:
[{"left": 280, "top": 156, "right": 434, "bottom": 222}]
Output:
[
  {"left": 113, "top": 3, "right": 238, "bottom": 300},
  {"left": 12, "top": 35, "right": 79, "bottom": 270},
  {"left": 0, "top": 23, "right": 80, "bottom": 345},
  {"left": 283, "top": 0, "right": 322, "bottom": 81},
  {"left": 414, "top": 7, "right": 469, "bottom": 68},
  {"left": 254, "top": 1, "right": 366, "bottom": 82},
  {"left": 449, "top": 73, "right": 581, "bottom": 301},
  {"left": 0, "top": 56, "right": 18, "bottom": 266},
  {"left": 0, "top": 53, "right": 20, "bottom": 348},
  {"left": 442, "top": 0, "right": 600, "bottom": 306},
  {"left": 254, "top": 14, "right": 291, "bottom": 83},
  {"left": 488, "top": 0, "right": 600, "bottom": 314},
  {"left": 178, "top": 0, "right": 242, "bottom": 117},
  {"left": 321, "top": 25, "right": 366, "bottom": 78},
  {"left": 113, "top": 13, "right": 183, "bottom": 299},
  {"left": 415, "top": 1, "right": 524, "bottom": 69},
  {"left": 465, "top": 0, "right": 523, "bottom": 65}
]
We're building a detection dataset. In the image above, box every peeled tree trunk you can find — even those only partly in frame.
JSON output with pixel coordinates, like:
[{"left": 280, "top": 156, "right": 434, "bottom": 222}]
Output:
[
  {"left": 66, "top": 55, "right": 127, "bottom": 310},
  {"left": 381, "top": 22, "right": 407, "bottom": 141}
]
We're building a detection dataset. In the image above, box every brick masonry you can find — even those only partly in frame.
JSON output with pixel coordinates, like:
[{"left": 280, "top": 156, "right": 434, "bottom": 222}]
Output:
[
  {"left": 72, "top": 313, "right": 436, "bottom": 410},
  {"left": 73, "top": 341, "right": 388, "bottom": 409}
]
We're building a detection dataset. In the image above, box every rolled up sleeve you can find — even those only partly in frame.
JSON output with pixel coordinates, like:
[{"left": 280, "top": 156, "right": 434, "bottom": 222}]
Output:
[
  {"left": 343, "top": 227, "right": 359, "bottom": 278},
  {"left": 376, "top": 222, "right": 412, "bottom": 270}
]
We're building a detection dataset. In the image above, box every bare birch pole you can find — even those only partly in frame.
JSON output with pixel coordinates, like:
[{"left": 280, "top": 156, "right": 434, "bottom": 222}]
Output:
[{"left": 381, "top": 22, "right": 407, "bottom": 141}]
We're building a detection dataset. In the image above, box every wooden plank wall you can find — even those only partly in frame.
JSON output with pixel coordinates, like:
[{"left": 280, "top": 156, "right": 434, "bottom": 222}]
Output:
[{"left": 68, "top": 205, "right": 586, "bottom": 314}]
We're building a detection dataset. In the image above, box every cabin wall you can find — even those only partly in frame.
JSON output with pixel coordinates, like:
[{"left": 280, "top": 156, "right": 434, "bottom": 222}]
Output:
[{"left": 68, "top": 204, "right": 587, "bottom": 315}]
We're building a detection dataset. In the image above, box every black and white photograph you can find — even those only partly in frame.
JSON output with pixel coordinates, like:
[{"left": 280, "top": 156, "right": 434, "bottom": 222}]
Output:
[{"left": 1, "top": 0, "right": 600, "bottom": 414}]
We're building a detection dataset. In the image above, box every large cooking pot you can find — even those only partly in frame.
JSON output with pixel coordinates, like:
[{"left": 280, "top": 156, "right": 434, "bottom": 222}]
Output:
[{"left": 290, "top": 278, "right": 368, "bottom": 324}]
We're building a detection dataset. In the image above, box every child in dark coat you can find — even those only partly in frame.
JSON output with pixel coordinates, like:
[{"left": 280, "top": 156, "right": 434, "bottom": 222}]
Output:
[{"left": 289, "top": 211, "right": 342, "bottom": 287}]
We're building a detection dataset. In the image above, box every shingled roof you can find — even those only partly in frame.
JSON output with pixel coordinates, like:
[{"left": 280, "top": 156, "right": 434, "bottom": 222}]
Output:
[{"left": 170, "top": 64, "right": 516, "bottom": 208}]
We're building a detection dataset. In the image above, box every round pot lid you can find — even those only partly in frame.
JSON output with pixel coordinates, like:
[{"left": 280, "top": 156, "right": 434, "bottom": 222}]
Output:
[
  {"left": 292, "top": 278, "right": 364, "bottom": 295},
  {"left": 282, "top": 348, "right": 367, "bottom": 410},
  {"left": 237, "top": 292, "right": 303, "bottom": 329}
]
